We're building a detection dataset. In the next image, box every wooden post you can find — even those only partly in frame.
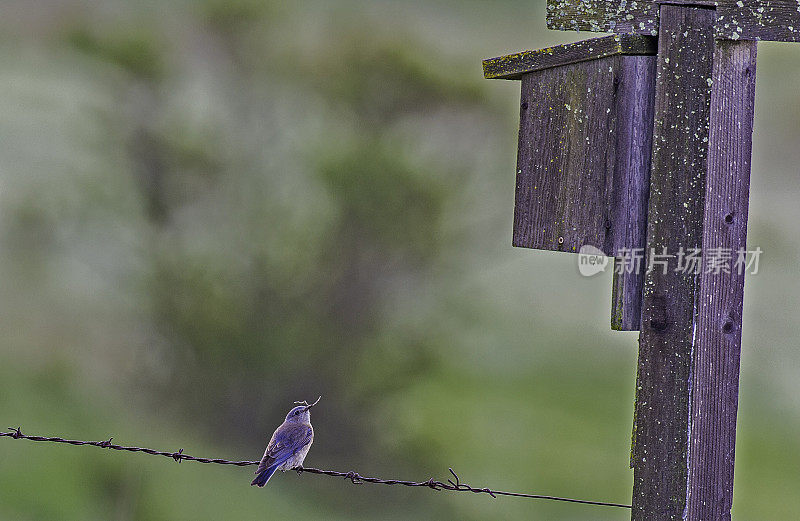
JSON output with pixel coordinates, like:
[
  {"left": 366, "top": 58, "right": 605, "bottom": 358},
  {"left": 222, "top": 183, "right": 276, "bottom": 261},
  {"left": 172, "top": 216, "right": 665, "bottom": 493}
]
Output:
[
  {"left": 632, "top": 5, "right": 757, "bottom": 519},
  {"left": 485, "top": 1, "right": 796, "bottom": 519},
  {"left": 688, "top": 37, "right": 757, "bottom": 520}
]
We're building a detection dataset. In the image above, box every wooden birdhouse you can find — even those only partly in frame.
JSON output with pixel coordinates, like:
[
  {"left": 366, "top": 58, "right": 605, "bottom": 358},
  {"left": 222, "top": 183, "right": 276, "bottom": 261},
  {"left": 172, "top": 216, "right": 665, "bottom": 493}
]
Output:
[{"left": 483, "top": 35, "right": 658, "bottom": 330}]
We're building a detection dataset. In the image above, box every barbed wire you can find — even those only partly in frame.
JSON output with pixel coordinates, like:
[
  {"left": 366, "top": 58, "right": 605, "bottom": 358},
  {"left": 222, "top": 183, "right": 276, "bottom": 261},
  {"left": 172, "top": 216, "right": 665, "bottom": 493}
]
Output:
[{"left": 1, "top": 426, "right": 631, "bottom": 509}]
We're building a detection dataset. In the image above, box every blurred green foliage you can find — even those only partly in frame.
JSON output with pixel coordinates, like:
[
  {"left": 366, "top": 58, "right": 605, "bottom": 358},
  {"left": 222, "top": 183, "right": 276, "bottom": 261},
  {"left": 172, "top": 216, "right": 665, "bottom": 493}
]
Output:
[
  {"left": 67, "top": 27, "right": 165, "bottom": 81},
  {"left": 1, "top": 1, "right": 799, "bottom": 520}
]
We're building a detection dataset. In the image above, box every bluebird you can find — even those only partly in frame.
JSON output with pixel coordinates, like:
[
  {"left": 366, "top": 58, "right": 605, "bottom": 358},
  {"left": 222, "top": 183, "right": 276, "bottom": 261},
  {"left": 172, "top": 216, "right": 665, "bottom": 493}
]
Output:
[{"left": 251, "top": 397, "right": 320, "bottom": 487}]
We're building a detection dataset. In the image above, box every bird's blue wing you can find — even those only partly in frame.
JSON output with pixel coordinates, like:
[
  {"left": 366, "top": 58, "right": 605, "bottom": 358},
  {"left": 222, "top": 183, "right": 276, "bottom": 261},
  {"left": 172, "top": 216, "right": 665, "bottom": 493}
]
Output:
[{"left": 255, "top": 423, "right": 313, "bottom": 474}]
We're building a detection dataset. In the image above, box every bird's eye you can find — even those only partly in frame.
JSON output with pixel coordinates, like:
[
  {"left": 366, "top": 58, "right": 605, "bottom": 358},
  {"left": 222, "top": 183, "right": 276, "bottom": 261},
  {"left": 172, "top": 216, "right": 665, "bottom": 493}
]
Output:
[{"left": 294, "top": 410, "right": 300, "bottom": 416}]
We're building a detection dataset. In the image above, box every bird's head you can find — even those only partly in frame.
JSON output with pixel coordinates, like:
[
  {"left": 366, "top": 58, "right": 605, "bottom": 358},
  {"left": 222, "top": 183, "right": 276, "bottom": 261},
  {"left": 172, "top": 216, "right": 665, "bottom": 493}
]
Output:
[{"left": 285, "top": 396, "right": 321, "bottom": 424}]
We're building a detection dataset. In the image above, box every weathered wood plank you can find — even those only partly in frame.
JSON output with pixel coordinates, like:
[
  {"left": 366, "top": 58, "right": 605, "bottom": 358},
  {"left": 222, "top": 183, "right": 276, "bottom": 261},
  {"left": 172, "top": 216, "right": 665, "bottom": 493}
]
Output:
[
  {"left": 513, "top": 54, "right": 655, "bottom": 265},
  {"left": 483, "top": 34, "right": 656, "bottom": 80},
  {"left": 632, "top": 6, "right": 716, "bottom": 520},
  {"left": 686, "top": 38, "right": 756, "bottom": 521},
  {"left": 547, "top": 0, "right": 800, "bottom": 42},
  {"left": 610, "top": 55, "right": 657, "bottom": 331},
  {"left": 514, "top": 57, "right": 617, "bottom": 255},
  {"left": 546, "top": 0, "right": 660, "bottom": 36},
  {"left": 717, "top": 0, "right": 800, "bottom": 42}
]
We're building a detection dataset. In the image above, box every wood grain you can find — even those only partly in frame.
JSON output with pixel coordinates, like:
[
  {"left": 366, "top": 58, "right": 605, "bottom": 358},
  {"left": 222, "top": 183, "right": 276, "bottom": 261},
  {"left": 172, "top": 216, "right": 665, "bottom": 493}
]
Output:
[
  {"left": 546, "top": 0, "right": 800, "bottom": 42},
  {"left": 610, "top": 56, "right": 657, "bottom": 331},
  {"left": 483, "top": 35, "right": 656, "bottom": 80},
  {"left": 513, "top": 54, "right": 655, "bottom": 268},
  {"left": 717, "top": 0, "right": 800, "bottom": 42},
  {"left": 632, "top": 6, "right": 716, "bottom": 520},
  {"left": 514, "top": 57, "right": 617, "bottom": 255},
  {"left": 632, "top": 5, "right": 757, "bottom": 520},
  {"left": 546, "top": 0, "right": 660, "bottom": 36},
  {"left": 686, "top": 38, "right": 757, "bottom": 521}
]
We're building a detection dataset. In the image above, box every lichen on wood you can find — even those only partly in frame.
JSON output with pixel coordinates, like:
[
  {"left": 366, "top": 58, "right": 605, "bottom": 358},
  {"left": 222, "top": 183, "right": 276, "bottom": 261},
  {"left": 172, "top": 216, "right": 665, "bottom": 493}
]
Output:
[
  {"left": 483, "top": 34, "right": 656, "bottom": 80},
  {"left": 546, "top": 0, "right": 660, "bottom": 36},
  {"left": 546, "top": 0, "right": 800, "bottom": 42}
]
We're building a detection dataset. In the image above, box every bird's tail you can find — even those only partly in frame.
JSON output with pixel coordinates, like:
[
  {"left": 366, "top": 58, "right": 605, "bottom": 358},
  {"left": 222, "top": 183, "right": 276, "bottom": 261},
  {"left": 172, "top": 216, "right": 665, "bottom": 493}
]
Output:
[{"left": 251, "top": 464, "right": 279, "bottom": 487}]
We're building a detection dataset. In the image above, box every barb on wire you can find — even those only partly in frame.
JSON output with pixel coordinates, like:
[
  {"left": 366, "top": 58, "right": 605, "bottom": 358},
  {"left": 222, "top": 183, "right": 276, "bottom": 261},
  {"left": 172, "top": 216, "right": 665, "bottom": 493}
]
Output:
[{"left": 1, "top": 426, "right": 631, "bottom": 509}]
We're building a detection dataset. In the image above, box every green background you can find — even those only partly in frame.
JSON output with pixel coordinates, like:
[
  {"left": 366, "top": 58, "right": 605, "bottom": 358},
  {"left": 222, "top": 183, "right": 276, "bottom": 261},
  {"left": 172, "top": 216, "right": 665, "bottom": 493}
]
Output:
[{"left": 1, "top": 1, "right": 799, "bottom": 519}]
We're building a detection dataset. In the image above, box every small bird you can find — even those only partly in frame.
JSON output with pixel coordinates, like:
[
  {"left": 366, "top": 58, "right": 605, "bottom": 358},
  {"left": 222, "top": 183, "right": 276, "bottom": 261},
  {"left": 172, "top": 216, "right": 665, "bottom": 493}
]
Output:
[{"left": 251, "top": 397, "right": 320, "bottom": 487}]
